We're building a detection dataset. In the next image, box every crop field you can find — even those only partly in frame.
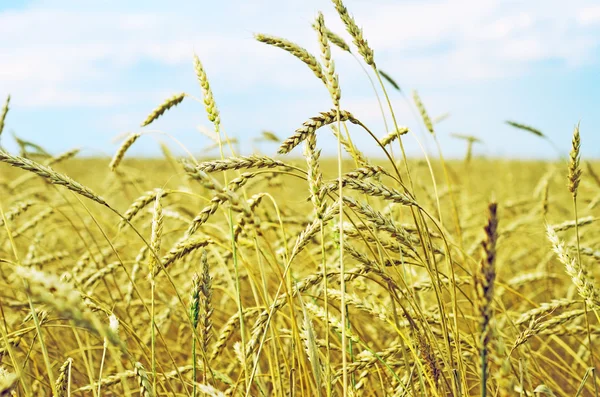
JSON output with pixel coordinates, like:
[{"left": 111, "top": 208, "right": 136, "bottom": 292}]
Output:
[{"left": 1, "top": 2, "right": 599, "bottom": 397}]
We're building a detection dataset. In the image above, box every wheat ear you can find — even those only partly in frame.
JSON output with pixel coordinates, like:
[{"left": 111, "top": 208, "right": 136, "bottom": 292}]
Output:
[
  {"left": 193, "top": 54, "right": 221, "bottom": 129},
  {"left": 0, "top": 94, "right": 9, "bottom": 138},
  {"left": 547, "top": 226, "right": 600, "bottom": 308},
  {"left": 141, "top": 93, "right": 186, "bottom": 127},
  {"left": 413, "top": 90, "right": 434, "bottom": 134},
  {"left": 0, "top": 150, "right": 110, "bottom": 208},
  {"left": 315, "top": 12, "right": 341, "bottom": 107},
  {"left": 254, "top": 33, "right": 327, "bottom": 85},
  {"left": 109, "top": 133, "right": 141, "bottom": 171},
  {"left": 311, "top": 23, "right": 351, "bottom": 53},
  {"left": 279, "top": 109, "right": 358, "bottom": 154},
  {"left": 331, "top": 0, "right": 375, "bottom": 66},
  {"left": 134, "top": 362, "right": 154, "bottom": 397},
  {"left": 54, "top": 358, "right": 72, "bottom": 397}
]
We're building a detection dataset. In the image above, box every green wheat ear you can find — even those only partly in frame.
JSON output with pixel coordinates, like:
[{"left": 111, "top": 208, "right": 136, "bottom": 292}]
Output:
[{"left": 141, "top": 92, "right": 186, "bottom": 127}]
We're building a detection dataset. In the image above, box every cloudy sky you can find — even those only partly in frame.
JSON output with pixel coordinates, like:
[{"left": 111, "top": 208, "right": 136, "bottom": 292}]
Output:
[{"left": 1, "top": 0, "right": 599, "bottom": 159}]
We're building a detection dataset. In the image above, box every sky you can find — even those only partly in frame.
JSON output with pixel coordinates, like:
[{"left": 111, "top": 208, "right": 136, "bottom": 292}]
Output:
[{"left": 1, "top": 0, "right": 599, "bottom": 160}]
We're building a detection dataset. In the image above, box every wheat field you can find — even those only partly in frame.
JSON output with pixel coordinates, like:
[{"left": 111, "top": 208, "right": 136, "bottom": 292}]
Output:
[{"left": 1, "top": 2, "right": 600, "bottom": 396}]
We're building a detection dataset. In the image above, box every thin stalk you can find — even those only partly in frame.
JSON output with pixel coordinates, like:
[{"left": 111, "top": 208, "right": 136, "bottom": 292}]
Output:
[
  {"left": 215, "top": 126, "right": 248, "bottom": 390},
  {"left": 321, "top": 221, "right": 332, "bottom": 396},
  {"left": 335, "top": 107, "right": 347, "bottom": 396},
  {"left": 0, "top": 204, "right": 55, "bottom": 394},
  {"left": 192, "top": 326, "right": 197, "bottom": 397},
  {"left": 97, "top": 339, "right": 108, "bottom": 396},
  {"left": 574, "top": 198, "right": 599, "bottom": 396},
  {"left": 151, "top": 279, "right": 156, "bottom": 395}
]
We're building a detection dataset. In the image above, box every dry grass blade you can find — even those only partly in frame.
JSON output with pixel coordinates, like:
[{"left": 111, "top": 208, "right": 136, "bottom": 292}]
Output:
[
  {"left": 378, "top": 70, "right": 401, "bottom": 91},
  {"left": 505, "top": 121, "right": 545, "bottom": 138},
  {"left": 585, "top": 161, "right": 600, "bottom": 188},
  {"left": 451, "top": 133, "right": 482, "bottom": 143},
  {"left": 141, "top": 93, "right": 186, "bottom": 127},
  {"left": 433, "top": 112, "right": 451, "bottom": 124}
]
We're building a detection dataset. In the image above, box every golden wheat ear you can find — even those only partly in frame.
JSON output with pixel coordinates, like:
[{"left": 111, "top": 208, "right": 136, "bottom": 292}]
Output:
[
  {"left": 568, "top": 123, "right": 581, "bottom": 198},
  {"left": 0, "top": 94, "right": 11, "bottom": 138}
]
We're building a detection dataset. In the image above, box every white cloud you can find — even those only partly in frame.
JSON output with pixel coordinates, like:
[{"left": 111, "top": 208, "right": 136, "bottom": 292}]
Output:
[
  {"left": 0, "top": 0, "right": 599, "bottom": 109},
  {"left": 578, "top": 6, "right": 600, "bottom": 26}
]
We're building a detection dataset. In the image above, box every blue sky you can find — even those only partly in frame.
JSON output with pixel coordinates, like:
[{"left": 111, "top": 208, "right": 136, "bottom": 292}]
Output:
[{"left": 1, "top": 0, "right": 599, "bottom": 159}]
